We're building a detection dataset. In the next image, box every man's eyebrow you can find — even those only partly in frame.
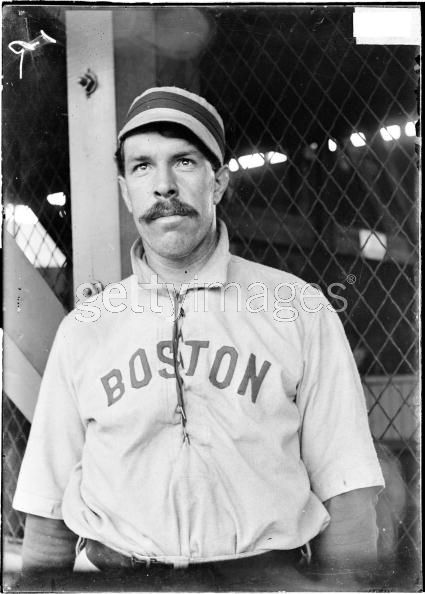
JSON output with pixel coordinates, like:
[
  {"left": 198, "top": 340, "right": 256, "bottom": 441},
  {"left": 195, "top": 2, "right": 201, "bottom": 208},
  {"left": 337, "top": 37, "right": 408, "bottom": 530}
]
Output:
[
  {"left": 127, "top": 149, "right": 199, "bottom": 163},
  {"left": 172, "top": 149, "right": 200, "bottom": 159},
  {"left": 126, "top": 154, "right": 151, "bottom": 163}
]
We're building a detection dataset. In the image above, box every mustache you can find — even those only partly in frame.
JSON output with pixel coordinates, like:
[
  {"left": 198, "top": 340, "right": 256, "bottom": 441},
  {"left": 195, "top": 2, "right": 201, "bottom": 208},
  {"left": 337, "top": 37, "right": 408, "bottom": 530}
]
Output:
[{"left": 140, "top": 198, "right": 199, "bottom": 223}]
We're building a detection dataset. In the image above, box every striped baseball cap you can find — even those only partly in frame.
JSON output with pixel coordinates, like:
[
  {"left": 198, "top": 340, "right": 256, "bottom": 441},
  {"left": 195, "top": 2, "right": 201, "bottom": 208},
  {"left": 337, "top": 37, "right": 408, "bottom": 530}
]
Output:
[{"left": 118, "top": 87, "right": 225, "bottom": 166}]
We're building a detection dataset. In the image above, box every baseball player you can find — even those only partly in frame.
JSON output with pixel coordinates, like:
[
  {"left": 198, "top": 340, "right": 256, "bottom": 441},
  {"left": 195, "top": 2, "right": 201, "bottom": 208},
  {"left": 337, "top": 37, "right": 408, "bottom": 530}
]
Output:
[{"left": 14, "top": 87, "right": 384, "bottom": 589}]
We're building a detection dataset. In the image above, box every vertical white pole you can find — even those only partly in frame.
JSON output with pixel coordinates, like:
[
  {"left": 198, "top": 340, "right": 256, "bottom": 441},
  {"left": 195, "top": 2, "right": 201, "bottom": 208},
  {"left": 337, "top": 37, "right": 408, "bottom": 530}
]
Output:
[{"left": 66, "top": 11, "right": 121, "bottom": 297}]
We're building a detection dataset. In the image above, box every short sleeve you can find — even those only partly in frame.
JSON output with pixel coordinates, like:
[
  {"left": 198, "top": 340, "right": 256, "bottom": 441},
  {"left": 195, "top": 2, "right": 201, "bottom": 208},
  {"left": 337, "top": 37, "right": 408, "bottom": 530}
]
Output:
[
  {"left": 13, "top": 318, "right": 86, "bottom": 519},
  {"left": 296, "top": 302, "right": 385, "bottom": 502}
]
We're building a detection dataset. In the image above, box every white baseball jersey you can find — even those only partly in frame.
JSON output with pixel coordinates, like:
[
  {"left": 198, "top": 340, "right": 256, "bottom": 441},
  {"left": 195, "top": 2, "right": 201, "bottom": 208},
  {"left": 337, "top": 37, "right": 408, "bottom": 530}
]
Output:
[{"left": 14, "top": 221, "right": 384, "bottom": 565}]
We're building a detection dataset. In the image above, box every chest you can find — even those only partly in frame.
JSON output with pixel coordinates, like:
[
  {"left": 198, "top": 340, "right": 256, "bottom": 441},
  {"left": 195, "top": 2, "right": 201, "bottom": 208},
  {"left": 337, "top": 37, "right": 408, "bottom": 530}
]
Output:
[{"left": 75, "top": 299, "right": 304, "bottom": 429}]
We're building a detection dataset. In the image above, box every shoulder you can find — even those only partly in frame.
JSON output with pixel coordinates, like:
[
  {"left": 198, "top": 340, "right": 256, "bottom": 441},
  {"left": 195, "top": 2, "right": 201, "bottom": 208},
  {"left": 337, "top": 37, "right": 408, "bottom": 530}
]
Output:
[
  {"left": 229, "top": 254, "right": 309, "bottom": 288},
  {"left": 228, "top": 255, "right": 340, "bottom": 330},
  {"left": 57, "top": 275, "right": 136, "bottom": 342}
]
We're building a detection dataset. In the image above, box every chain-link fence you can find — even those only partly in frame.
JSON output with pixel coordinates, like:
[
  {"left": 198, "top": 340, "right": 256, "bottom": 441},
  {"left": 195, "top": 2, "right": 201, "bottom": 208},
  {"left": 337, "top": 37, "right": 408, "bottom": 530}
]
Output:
[
  {"left": 2, "top": 5, "right": 72, "bottom": 548},
  {"left": 2, "top": 6, "right": 72, "bottom": 308},
  {"left": 2, "top": 4, "right": 420, "bottom": 584},
  {"left": 207, "top": 5, "right": 419, "bottom": 573}
]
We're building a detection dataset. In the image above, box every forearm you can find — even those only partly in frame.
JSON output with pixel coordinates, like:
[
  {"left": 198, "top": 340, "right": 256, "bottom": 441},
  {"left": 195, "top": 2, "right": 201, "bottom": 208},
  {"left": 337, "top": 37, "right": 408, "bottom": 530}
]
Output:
[
  {"left": 303, "top": 487, "right": 380, "bottom": 590},
  {"left": 312, "top": 487, "right": 379, "bottom": 571},
  {"left": 22, "top": 514, "right": 78, "bottom": 572}
]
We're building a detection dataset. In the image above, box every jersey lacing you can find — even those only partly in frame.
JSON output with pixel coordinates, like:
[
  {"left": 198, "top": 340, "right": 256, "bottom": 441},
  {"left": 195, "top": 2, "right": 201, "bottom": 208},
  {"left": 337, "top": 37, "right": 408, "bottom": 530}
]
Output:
[{"left": 172, "top": 292, "right": 190, "bottom": 444}]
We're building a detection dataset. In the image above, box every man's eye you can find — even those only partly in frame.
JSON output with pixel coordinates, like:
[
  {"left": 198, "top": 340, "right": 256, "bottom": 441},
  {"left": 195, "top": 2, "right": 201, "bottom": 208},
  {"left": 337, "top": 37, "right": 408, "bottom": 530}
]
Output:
[
  {"left": 134, "top": 162, "right": 149, "bottom": 172},
  {"left": 176, "top": 158, "right": 194, "bottom": 167}
]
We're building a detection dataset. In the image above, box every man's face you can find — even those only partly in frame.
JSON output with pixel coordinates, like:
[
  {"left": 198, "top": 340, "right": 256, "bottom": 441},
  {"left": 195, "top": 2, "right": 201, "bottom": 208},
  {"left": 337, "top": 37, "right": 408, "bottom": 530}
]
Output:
[{"left": 119, "top": 131, "right": 229, "bottom": 262}]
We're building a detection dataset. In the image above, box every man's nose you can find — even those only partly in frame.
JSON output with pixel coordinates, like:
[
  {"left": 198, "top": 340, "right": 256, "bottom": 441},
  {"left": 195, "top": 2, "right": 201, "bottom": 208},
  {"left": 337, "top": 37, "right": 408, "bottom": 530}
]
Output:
[{"left": 153, "top": 165, "right": 177, "bottom": 199}]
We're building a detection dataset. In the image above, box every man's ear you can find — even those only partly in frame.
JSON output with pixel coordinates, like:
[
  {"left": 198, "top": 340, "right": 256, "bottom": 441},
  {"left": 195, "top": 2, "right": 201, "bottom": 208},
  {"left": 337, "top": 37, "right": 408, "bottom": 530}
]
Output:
[
  {"left": 118, "top": 176, "right": 132, "bottom": 214},
  {"left": 213, "top": 165, "right": 230, "bottom": 205}
]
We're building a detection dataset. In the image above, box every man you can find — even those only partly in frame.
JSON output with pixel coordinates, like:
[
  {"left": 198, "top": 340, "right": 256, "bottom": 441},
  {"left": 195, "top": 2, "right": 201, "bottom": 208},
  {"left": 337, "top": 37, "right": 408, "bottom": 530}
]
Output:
[{"left": 14, "top": 87, "right": 384, "bottom": 588}]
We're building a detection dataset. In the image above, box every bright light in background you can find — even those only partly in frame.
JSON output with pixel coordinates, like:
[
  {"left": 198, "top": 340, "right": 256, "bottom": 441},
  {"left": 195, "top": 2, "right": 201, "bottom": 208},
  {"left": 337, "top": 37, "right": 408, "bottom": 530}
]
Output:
[
  {"left": 10, "top": 204, "right": 38, "bottom": 225},
  {"left": 350, "top": 132, "right": 366, "bottom": 147},
  {"left": 380, "top": 125, "right": 401, "bottom": 141},
  {"left": 47, "top": 192, "right": 66, "bottom": 206},
  {"left": 268, "top": 151, "right": 287, "bottom": 164},
  {"left": 405, "top": 121, "right": 416, "bottom": 137},
  {"left": 238, "top": 153, "right": 265, "bottom": 169},
  {"left": 5, "top": 204, "right": 66, "bottom": 268},
  {"left": 229, "top": 151, "right": 287, "bottom": 171},
  {"left": 328, "top": 139, "right": 337, "bottom": 152},
  {"left": 359, "top": 229, "right": 387, "bottom": 261}
]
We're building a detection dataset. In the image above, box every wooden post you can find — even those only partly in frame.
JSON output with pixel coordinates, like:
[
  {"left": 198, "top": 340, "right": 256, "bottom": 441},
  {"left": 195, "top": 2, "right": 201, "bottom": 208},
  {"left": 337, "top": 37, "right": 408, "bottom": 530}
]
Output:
[{"left": 66, "top": 11, "right": 121, "bottom": 295}]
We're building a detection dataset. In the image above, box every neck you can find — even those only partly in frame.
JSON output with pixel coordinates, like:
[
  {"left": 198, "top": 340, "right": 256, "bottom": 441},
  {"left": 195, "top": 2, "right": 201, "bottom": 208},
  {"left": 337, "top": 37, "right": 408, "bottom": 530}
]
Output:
[{"left": 143, "top": 227, "right": 219, "bottom": 291}]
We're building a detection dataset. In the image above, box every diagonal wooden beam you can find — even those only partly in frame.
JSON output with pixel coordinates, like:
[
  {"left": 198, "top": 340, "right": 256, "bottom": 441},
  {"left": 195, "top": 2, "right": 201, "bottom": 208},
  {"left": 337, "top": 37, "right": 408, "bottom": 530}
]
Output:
[
  {"left": 3, "top": 231, "right": 66, "bottom": 420},
  {"left": 3, "top": 332, "right": 41, "bottom": 423}
]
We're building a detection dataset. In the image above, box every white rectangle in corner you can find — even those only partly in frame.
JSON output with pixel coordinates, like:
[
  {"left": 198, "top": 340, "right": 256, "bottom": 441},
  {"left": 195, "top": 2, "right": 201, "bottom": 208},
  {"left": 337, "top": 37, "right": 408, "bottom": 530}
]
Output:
[{"left": 354, "top": 7, "right": 420, "bottom": 45}]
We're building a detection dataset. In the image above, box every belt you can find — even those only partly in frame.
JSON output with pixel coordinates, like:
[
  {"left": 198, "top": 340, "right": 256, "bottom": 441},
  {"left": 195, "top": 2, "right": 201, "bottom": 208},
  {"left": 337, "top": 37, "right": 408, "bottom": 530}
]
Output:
[
  {"left": 85, "top": 539, "right": 171, "bottom": 571},
  {"left": 84, "top": 539, "right": 308, "bottom": 573}
]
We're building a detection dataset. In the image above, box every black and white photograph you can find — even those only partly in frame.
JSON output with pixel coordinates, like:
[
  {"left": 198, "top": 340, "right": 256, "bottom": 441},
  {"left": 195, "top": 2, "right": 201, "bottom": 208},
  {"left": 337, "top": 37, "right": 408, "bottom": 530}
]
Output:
[{"left": 2, "top": 3, "right": 421, "bottom": 592}]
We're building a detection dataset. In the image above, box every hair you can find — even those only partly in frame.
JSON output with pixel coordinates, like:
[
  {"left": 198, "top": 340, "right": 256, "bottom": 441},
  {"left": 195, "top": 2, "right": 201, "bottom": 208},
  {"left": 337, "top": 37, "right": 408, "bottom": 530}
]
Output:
[{"left": 115, "top": 122, "right": 222, "bottom": 176}]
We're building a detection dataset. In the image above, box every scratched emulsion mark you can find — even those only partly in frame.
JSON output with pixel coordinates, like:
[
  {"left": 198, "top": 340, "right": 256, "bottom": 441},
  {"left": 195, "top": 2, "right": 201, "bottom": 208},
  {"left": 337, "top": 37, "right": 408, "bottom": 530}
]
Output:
[
  {"left": 17, "top": 287, "right": 22, "bottom": 312},
  {"left": 8, "top": 30, "right": 56, "bottom": 80}
]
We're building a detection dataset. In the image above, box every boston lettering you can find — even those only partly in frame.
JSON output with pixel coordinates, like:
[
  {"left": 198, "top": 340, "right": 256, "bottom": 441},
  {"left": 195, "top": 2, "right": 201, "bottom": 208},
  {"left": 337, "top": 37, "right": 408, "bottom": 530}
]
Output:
[{"left": 101, "top": 339, "right": 271, "bottom": 407}]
